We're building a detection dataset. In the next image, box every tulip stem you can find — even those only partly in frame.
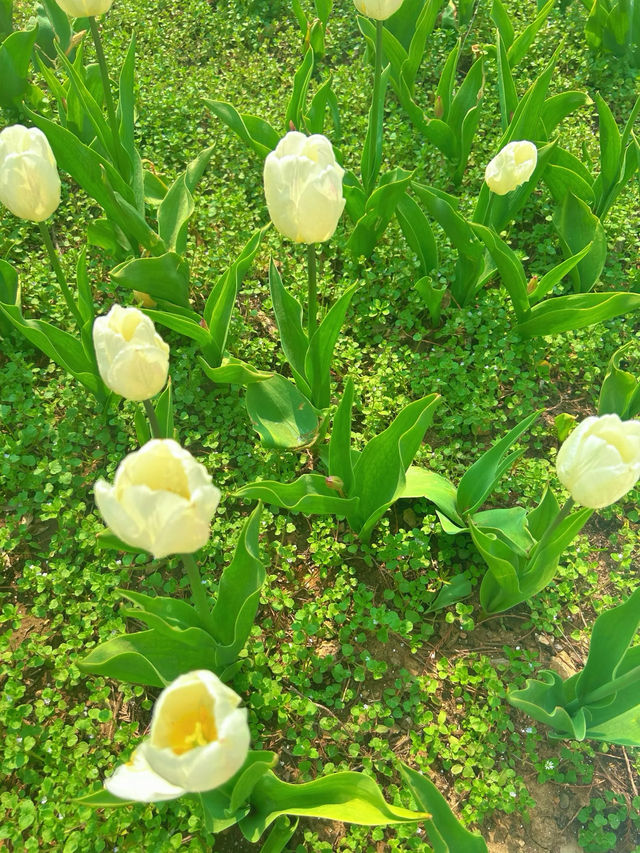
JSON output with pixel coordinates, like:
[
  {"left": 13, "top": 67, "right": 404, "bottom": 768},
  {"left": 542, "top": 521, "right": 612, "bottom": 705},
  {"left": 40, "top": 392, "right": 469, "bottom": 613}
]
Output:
[
  {"left": 143, "top": 399, "right": 163, "bottom": 439},
  {"left": 363, "top": 19, "right": 384, "bottom": 195},
  {"left": 89, "top": 16, "right": 128, "bottom": 179},
  {"left": 182, "top": 554, "right": 217, "bottom": 636},
  {"left": 307, "top": 243, "right": 318, "bottom": 339},
  {"left": 37, "top": 223, "right": 84, "bottom": 327}
]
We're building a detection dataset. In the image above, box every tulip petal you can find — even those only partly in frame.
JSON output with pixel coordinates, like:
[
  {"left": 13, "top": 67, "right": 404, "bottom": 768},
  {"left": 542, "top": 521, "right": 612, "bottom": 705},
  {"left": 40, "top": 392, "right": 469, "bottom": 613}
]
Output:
[{"left": 104, "top": 746, "right": 185, "bottom": 803}]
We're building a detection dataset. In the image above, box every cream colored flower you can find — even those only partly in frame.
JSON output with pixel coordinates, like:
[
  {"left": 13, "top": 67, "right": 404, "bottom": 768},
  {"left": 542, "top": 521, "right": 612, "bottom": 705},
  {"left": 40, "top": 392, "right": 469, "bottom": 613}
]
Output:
[
  {"left": 353, "top": 0, "right": 404, "bottom": 20},
  {"left": 55, "top": 0, "right": 114, "bottom": 16},
  {"left": 0, "top": 125, "right": 61, "bottom": 222},
  {"left": 484, "top": 141, "right": 537, "bottom": 195},
  {"left": 263, "top": 131, "right": 345, "bottom": 244},
  {"left": 93, "top": 305, "right": 169, "bottom": 401},
  {"left": 105, "top": 671, "right": 250, "bottom": 801},
  {"left": 556, "top": 414, "right": 640, "bottom": 509},
  {"left": 94, "top": 439, "right": 221, "bottom": 558}
]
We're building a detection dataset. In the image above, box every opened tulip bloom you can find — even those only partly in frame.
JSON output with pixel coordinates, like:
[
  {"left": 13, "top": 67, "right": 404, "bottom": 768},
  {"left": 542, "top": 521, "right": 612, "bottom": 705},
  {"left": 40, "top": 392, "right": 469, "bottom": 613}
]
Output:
[
  {"left": 556, "top": 414, "right": 640, "bottom": 509},
  {"left": 263, "top": 131, "right": 345, "bottom": 244},
  {"left": 0, "top": 125, "right": 61, "bottom": 222},
  {"left": 353, "top": 0, "right": 404, "bottom": 19},
  {"left": 93, "top": 305, "right": 169, "bottom": 401},
  {"left": 104, "top": 671, "right": 250, "bottom": 801},
  {"left": 485, "top": 140, "right": 537, "bottom": 195},
  {"left": 55, "top": 0, "right": 114, "bottom": 15},
  {"left": 94, "top": 439, "right": 221, "bottom": 558}
]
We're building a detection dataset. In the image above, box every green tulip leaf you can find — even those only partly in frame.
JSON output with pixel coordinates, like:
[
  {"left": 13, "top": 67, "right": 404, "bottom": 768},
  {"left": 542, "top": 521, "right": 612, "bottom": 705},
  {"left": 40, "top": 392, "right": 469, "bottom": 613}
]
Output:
[
  {"left": 245, "top": 374, "right": 319, "bottom": 449},
  {"left": 598, "top": 341, "right": 640, "bottom": 418},
  {"left": 328, "top": 378, "right": 355, "bottom": 496},
  {"left": 400, "top": 466, "right": 461, "bottom": 526},
  {"left": 399, "top": 764, "right": 488, "bottom": 852},
  {"left": 111, "top": 252, "right": 190, "bottom": 308},
  {"left": 348, "top": 168, "right": 412, "bottom": 258},
  {"left": 236, "top": 474, "right": 357, "bottom": 517},
  {"left": 517, "top": 291, "right": 640, "bottom": 337},
  {"left": 211, "top": 503, "right": 265, "bottom": 667},
  {"left": 0, "top": 26, "right": 38, "bottom": 108},
  {"left": 199, "top": 355, "right": 273, "bottom": 386},
  {"left": 241, "top": 770, "right": 430, "bottom": 841},
  {"left": 268, "top": 259, "right": 310, "bottom": 397},
  {"left": 204, "top": 99, "right": 279, "bottom": 158}
]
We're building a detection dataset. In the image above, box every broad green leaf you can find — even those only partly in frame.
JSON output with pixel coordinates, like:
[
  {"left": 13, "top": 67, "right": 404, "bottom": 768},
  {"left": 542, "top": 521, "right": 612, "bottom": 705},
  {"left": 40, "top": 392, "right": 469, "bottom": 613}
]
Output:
[
  {"left": 598, "top": 341, "right": 640, "bottom": 418},
  {"left": 457, "top": 412, "right": 540, "bottom": 516},
  {"left": 0, "top": 0, "right": 12, "bottom": 38},
  {"left": 472, "top": 506, "right": 535, "bottom": 556},
  {"left": 474, "top": 522, "right": 524, "bottom": 613},
  {"left": 399, "top": 764, "right": 488, "bottom": 853},
  {"left": 352, "top": 394, "right": 442, "bottom": 540},
  {"left": 268, "top": 260, "right": 310, "bottom": 397},
  {"left": 119, "top": 588, "right": 203, "bottom": 631},
  {"left": 428, "top": 572, "right": 472, "bottom": 612},
  {"left": 230, "top": 751, "right": 279, "bottom": 814},
  {"left": 73, "top": 788, "right": 134, "bottom": 808},
  {"left": 245, "top": 374, "right": 319, "bottom": 449},
  {"left": 544, "top": 163, "right": 596, "bottom": 207},
  {"left": 575, "top": 587, "right": 640, "bottom": 702},
  {"left": 111, "top": 253, "right": 190, "bottom": 308},
  {"left": 594, "top": 92, "right": 622, "bottom": 203},
  {"left": 541, "top": 91, "right": 592, "bottom": 137},
  {"left": 496, "top": 31, "right": 517, "bottom": 132},
  {"left": 517, "top": 291, "right": 640, "bottom": 337},
  {"left": 528, "top": 243, "right": 593, "bottom": 304},
  {"left": 526, "top": 487, "right": 560, "bottom": 542},
  {"left": 348, "top": 168, "right": 412, "bottom": 258},
  {"left": 0, "top": 259, "right": 19, "bottom": 336},
  {"left": 285, "top": 46, "right": 314, "bottom": 132},
  {"left": 203, "top": 227, "right": 265, "bottom": 362},
  {"left": 328, "top": 378, "right": 355, "bottom": 496},
  {"left": 447, "top": 57, "right": 484, "bottom": 177},
  {"left": 241, "top": 771, "right": 430, "bottom": 840},
  {"left": 199, "top": 355, "right": 273, "bottom": 386},
  {"left": 396, "top": 193, "right": 438, "bottom": 276},
  {"left": 306, "top": 75, "right": 338, "bottom": 135},
  {"left": 154, "top": 378, "right": 174, "bottom": 439},
  {"left": 117, "top": 34, "right": 143, "bottom": 209},
  {"left": 259, "top": 816, "right": 299, "bottom": 853},
  {"left": 74, "top": 247, "right": 94, "bottom": 324},
  {"left": 400, "top": 467, "right": 462, "bottom": 526},
  {"left": 501, "top": 45, "right": 560, "bottom": 144},
  {"left": 435, "top": 41, "right": 459, "bottom": 120},
  {"left": 0, "top": 26, "right": 37, "bottom": 108},
  {"left": 0, "top": 304, "right": 100, "bottom": 395},
  {"left": 553, "top": 191, "right": 607, "bottom": 293},
  {"left": 470, "top": 224, "right": 529, "bottom": 319},
  {"left": 491, "top": 0, "right": 514, "bottom": 48},
  {"left": 361, "top": 56, "right": 390, "bottom": 195},
  {"left": 305, "top": 282, "right": 358, "bottom": 409},
  {"left": 507, "top": 669, "right": 580, "bottom": 738},
  {"left": 211, "top": 504, "right": 265, "bottom": 667},
  {"left": 145, "top": 309, "right": 211, "bottom": 347},
  {"left": 204, "top": 99, "right": 279, "bottom": 157},
  {"left": 402, "top": 0, "right": 442, "bottom": 92},
  {"left": 236, "top": 473, "right": 357, "bottom": 517},
  {"left": 414, "top": 276, "right": 446, "bottom": 326},
  {"left": 507, "top": 0, "right": 553, "bottom": 68},
  {"left": 78, "top": 629, "right": 217, "bottom": 687},
  {"left": 158, "top": 146, "right": 214, "bottom": 254}
]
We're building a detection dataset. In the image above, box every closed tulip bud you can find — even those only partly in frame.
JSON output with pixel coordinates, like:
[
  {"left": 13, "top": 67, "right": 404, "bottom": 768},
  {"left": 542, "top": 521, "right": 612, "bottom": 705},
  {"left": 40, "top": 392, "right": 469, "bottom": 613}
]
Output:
[
  {"left": 263, "top": 131, "right": 345, "bottom": 244},
  {"left": 484, "top": 140, "right": 537, "bottom": 195},
  {"left": 94, "top": 439, "right": 221, "bottom": 558},
  {"left": 55, "top": 0, "right": 114, "bottom": 16},
  {"left": 353, "top": 0, "right": 404, "bottom": 20},
  {"left": 0, "top": 125, "right": 61, "bottom": 222},
  {"left": 93, "top": 305, "right": 169, "bottom": 401},
  {"left": 104, "top": 671, "right": 250, "bottom": 802},
  {"left": 556, "top": 414, "right": 640, "bottom": 509}
]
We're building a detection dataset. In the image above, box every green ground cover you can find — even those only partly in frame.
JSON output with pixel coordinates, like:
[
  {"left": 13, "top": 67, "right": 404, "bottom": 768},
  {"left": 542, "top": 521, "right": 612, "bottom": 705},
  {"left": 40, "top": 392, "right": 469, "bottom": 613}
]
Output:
[{"left": 1, "top": 0, "right": 640, "bottom": 850}]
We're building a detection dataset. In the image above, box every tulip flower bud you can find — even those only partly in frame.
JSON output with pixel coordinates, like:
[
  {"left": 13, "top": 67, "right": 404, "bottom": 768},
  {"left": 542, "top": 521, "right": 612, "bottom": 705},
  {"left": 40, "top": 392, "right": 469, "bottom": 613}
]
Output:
[
  {"left": 94, "top": 439, "right": 221, "bottom": 558},
  {"left": 263, "top": 131, "right": 345, "bottom": 244},
  {"left": 104, "top": 670, "right": 250, "bottom": 801},
  {"left": 484, "top": 140, "right": 537, "bottom": 196},
  {"left": 556, "top": 414, "right": 640, "bottom": 509},
  {"left": 55, "top": 0, "right": 114, "bottom": 15},
  {"left": 0, "top": 125, "right": 61, "bottom": 222},
  {"left": 325, "top": 476, "right": 345, "bottom": 492},
  {"left": 353, "top": 0, "right": 404, "bottom": 20},
  {"left": 92, "top": 305, "right": 169, "bottom": 401}
]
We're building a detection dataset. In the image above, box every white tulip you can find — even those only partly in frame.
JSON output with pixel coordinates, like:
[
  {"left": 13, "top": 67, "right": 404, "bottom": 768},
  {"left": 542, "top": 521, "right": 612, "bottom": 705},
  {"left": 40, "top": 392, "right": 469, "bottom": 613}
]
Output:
[
  {"left": 0, "top": 125, "right": 61, "bottom": 222},
  {"left": 55, "top": 0, "right": 114, "bottom": 16},
  {"left": 92, "top": 305, "right": 169, "bottom": 401},
  {"left": 94, "top": 439, "right": 221, "bottom": 558},
  {"left": 484, "top": 140, "right": 537, "bottom": 195},
  {"left": 104, "top": 671, "right": 250, "bottom": 802},
  {"left": 353, "top": 0, "right": 404, "bottom": 19},
  {"left": 263, "top": 131, "right": 345, "bottom": 244},
  {"left": 556, "top": 414, "right": 640, "bottom": 509}
]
